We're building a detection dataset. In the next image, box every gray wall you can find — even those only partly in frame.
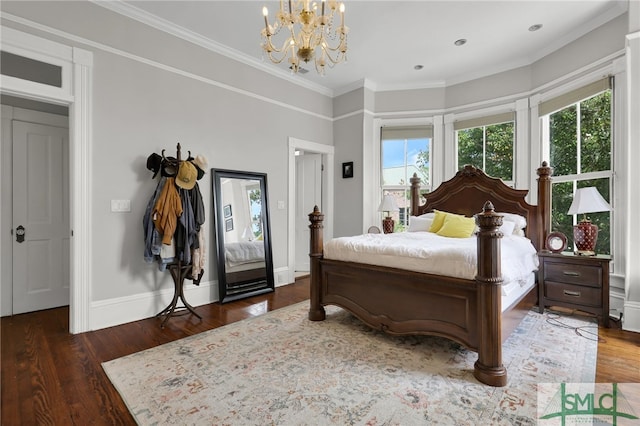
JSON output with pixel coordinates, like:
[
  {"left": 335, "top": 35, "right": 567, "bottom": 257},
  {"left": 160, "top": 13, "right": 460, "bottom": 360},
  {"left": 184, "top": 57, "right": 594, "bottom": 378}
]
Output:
[{"left": 1, "top": 1, "right": 333, "bottom": 306}]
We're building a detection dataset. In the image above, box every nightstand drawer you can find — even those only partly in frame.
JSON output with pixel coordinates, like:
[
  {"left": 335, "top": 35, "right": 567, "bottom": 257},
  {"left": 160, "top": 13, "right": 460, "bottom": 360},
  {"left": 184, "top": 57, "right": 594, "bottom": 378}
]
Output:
[
  {"left": 545, "top": 281, "right": 601, "bottom": 307},
  {"left": 544, "top": 262, "right": 601, "bottom": 288}
]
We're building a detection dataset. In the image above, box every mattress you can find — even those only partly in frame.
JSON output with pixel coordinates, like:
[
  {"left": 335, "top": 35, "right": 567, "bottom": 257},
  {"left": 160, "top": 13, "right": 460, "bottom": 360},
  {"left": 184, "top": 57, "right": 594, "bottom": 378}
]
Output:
[{"left": 323, "top": 231, "right": 539, "bottom": 306}]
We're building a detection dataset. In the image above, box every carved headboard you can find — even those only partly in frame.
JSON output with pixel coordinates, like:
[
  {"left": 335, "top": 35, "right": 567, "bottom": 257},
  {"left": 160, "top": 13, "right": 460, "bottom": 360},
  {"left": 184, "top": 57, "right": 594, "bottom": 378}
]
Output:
[{"left": 410, "top": 163, "right": 552, "bottom": 251}]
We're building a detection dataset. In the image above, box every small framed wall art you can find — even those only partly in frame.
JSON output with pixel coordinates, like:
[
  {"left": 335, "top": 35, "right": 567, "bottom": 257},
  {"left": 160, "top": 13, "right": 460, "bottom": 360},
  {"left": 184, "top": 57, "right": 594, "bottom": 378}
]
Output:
[{"left": 342, "top": 161, "right": 353, "bottom": 179}]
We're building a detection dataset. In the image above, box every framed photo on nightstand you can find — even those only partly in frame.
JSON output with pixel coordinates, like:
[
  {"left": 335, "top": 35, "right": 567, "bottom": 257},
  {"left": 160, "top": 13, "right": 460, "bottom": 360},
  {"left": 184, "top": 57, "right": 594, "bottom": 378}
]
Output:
[{"left": 546, "top": 232, "right": 567, "bottom": 253}]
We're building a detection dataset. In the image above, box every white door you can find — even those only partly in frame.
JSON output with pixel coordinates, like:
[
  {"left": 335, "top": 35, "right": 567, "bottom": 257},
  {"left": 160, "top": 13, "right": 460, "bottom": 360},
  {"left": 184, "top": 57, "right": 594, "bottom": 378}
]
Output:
[
  {"left": 295, "top": 153, "right": 322, "bottom": 272},
  {"left": 12, "top": 120, "right": 70, "bottom": 314}
]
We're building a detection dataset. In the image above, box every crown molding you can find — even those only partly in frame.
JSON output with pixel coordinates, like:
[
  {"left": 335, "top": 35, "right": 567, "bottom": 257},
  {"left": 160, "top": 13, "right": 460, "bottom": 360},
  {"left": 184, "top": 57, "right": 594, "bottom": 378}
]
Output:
[{"left": 91, "top": 0, "right": 334, "bottom": 98}]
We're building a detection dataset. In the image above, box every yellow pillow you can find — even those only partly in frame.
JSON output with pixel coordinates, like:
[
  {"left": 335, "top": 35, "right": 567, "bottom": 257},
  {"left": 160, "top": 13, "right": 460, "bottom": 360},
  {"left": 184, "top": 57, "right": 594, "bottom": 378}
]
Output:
[
  {"left": 428, "top": 210, "right": 448, "bottom": 233},
  {"left": 436, "top": 214, "right": 476, "bottom": 238}
]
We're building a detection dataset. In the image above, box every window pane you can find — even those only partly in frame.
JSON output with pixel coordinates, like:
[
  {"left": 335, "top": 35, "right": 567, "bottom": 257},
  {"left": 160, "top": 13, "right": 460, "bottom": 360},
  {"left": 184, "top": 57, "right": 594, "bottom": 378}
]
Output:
[
  {"left": 552, "top": 178, "right": 611, "bottom": 255},
  {"left": 407, "top": 138, "right": 430, "bottom": 187},
  {"left": 382, "top": 136, "right": 430, "bottom": 187},
  {"left": 382, "top": 189, "right": 409, "bottom": 232},
  {"left": 551, "top": 181, "right": 574, "bottom": 250},
  {"left": 485, "top": 122, "right": 513, "bottom": 180},
  {"left": 577, "top": 178, "right": 611, "bottom": 255},
  {"left": 457, "top": 127, "right": 483, "bottom": 169},
  {"left": 382, "top": 139, "right": 406, "bottom": 185},
  {"left": 0, "top": 51, "right": 63, "bottom": 88},
  {"left": 580, "top": 91, "right": 611, "bottom": 173},
  {"left": 550, "top": 105, "right": 577, "bottom": 176}
]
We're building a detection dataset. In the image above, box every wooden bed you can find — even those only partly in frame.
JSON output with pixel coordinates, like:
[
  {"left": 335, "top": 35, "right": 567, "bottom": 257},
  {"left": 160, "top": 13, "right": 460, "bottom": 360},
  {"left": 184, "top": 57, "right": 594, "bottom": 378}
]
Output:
[{"left": 308, "top": 162, "right": 553, "bottom": 387}]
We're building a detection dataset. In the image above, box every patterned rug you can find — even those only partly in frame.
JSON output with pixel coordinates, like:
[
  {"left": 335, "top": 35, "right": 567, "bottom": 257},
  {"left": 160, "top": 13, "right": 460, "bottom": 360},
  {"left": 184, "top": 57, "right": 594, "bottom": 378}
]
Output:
[{"left": 102, "top": 302, "right": 597, "bottom": 425}]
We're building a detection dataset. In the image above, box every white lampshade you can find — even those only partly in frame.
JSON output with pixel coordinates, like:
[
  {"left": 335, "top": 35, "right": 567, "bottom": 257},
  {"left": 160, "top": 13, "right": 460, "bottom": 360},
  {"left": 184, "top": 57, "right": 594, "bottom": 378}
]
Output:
[
  {"left": 378, "top": 194, "right": 399, "bottom": 213},
  {"left": 241, "top": 225, "right": 254, "bottom": 241},
  {"left": 567, "top": 187, "right": 611, "bottom": 215}
]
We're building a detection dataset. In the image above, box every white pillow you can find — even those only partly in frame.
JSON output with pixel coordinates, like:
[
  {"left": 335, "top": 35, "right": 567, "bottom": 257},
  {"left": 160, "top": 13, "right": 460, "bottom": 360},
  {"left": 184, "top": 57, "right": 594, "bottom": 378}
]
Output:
[
  {"left": 418, "top": 212, "right": 436, "bottom": 220},
  {"left": 496, "top": 212, "right": 527, "bottom": 232},
  {"left": 408, "top": 216, "right": 433, "bottom": 232},
  {"left": 499, "top": 213, "right": 526, "bottom": 236},
  {"left": 498, "top": 220, "right": 516, "bottom": 236}
]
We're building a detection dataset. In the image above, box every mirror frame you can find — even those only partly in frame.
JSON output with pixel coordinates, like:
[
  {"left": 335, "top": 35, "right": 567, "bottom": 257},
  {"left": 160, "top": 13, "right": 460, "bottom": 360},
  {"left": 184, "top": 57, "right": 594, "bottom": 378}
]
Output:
[{"left": 211, "top": 168, "right": 275, "bottom": 303}]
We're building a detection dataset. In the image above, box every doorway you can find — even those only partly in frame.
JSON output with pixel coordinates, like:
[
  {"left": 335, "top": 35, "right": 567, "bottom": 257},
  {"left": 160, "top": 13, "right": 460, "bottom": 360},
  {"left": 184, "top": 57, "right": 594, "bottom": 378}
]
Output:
[
  {"left": 2, "top": 103, "right": 70, "bottom": 314},
  {"left": 287, "top": 138, "right": 334, "bottom": 284},
  {"left": 294, "top": 152, "right": 322, "bottom": 274},
  {"left": 1, "top": 27, "right": 93, "bottom": 333}
]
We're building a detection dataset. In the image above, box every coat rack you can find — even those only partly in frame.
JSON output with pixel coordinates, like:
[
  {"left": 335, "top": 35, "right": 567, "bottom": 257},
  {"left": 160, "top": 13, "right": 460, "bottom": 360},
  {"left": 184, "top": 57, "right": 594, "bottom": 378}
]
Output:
[{"left": 154, "top": 142, "right": 203, "bottom": 328}]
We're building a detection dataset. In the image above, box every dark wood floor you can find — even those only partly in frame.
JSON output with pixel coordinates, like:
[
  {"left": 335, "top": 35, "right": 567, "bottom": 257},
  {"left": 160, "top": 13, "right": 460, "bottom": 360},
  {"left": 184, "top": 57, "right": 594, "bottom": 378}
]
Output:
[{"left": 2, "top": 276, "right": 639, "bottom": 425}]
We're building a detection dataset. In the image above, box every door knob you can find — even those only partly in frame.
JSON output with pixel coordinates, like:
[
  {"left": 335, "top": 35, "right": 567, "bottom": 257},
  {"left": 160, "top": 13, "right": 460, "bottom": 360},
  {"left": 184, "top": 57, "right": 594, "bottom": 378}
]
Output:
[{"left": 16, "top": 225, "right": 25, "bottom": 243}]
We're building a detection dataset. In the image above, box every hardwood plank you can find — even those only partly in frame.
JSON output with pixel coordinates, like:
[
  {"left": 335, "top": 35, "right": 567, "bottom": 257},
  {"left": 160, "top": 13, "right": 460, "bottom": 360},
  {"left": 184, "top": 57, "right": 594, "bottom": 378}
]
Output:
[{"left": 2, "top": 277, "right": 638, "bottom": 425}]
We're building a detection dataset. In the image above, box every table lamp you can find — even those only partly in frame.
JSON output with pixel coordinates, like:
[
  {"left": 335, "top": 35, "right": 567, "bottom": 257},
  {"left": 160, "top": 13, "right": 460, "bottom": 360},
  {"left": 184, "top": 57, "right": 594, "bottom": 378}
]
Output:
[
  {"left": 378, "top": 194, "right": 399, "bottom": 234},
  {"left": 567, "top": 187, "right": 611, "bottom": 256}
]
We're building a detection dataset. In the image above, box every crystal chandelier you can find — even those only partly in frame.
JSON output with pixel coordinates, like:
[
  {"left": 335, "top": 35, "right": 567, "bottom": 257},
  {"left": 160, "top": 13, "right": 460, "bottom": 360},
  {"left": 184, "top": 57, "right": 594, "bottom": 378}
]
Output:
[{"left": 261, "top": 0, "right": 348, "bottom": 74}]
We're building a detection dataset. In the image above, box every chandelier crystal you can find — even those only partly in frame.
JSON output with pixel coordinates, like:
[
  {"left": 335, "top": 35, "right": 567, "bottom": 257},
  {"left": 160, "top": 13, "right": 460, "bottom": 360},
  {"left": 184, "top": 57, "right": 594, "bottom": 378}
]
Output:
[{"left": 261, "top": 0, "right": 348, "bottom": 75}]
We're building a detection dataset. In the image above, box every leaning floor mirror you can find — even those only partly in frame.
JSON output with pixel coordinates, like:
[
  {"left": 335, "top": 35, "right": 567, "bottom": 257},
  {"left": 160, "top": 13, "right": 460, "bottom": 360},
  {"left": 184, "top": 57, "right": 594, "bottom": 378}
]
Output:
[{"left": 211, "top": 169, "right": 275, "bottom": 303}]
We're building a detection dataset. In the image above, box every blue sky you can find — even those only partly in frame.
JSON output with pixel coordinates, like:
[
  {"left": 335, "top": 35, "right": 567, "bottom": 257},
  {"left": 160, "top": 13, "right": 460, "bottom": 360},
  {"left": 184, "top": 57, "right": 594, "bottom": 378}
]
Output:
[{"left": 382, "top": 138, "right": 430, "bottom": 168}]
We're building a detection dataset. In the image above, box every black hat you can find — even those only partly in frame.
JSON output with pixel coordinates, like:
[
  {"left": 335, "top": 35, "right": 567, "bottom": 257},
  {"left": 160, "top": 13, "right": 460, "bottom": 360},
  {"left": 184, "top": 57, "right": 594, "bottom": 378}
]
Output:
[
  {"left": 146, "top": 153, "right": 162, "bottom": 178},
  {"left": 161, "top": 156, "right": 178, "bottom": 177}
]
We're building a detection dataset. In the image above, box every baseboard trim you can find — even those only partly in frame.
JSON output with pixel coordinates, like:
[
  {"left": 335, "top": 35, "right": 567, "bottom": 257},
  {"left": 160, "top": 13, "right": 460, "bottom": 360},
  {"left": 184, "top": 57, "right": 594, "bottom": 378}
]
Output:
[
  {"left": 90, "top": 280, "right": 218, "bottom": 331},
  {"left": 622, "top": 301, "right": 640, "bottom": 333},
  {"left": 89, "top": 268, "right": 295, "bottom": 331}
]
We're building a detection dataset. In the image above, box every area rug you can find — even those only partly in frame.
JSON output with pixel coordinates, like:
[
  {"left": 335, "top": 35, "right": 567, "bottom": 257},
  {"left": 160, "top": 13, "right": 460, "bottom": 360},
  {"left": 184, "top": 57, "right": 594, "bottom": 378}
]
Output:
[{"left": 102, "top": 302, "right": 597, "bottom": 425}]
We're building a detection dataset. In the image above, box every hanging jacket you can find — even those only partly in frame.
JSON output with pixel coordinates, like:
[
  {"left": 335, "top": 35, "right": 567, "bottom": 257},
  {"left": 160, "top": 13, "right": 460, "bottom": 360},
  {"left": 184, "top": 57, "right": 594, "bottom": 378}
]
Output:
[
  {"left": 190, "top": 182, "right": 205, "bottom": 232},
  {"left": 143, "top": 177, "right": 167, "bottom": 262},
  {"left": 175, "top": 188, "right": 197, "bottom": 264},
  {"left": 153, "top": 177, "right": 183, "bottom": 245}
]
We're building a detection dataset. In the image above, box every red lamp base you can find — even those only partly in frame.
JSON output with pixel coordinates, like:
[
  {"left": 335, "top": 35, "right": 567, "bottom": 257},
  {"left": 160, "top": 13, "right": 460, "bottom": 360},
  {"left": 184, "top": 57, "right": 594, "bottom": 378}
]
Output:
[
  {"left": 382, "top": 217, "right": 395, "bottom": 234},
  {"left": 573, "top": 219, "right": 598, "bottom": 256}
]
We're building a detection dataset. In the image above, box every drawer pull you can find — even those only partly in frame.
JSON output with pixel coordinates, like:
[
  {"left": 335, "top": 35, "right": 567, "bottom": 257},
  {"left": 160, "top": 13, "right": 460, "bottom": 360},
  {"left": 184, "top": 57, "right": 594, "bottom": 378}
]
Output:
[
  {"left": 563, "top": 271, "right": 580, "bottom": 277},
  {"left": 563, "top": 290, "right": 581, "bottom": 297}
]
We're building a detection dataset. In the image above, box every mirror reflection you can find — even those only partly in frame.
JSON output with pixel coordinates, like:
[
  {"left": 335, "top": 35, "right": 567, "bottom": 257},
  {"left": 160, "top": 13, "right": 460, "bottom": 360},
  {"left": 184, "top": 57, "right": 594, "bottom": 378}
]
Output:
[{"left": 212, "top": 169, "right": 274, "bottom": 302}]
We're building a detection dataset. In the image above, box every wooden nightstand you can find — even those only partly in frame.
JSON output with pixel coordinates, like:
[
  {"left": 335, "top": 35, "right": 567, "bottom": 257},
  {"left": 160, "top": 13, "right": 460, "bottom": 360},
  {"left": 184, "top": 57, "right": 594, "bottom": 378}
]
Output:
[{"left": 538, "top": 252, "right": 611, "bottom": 327}]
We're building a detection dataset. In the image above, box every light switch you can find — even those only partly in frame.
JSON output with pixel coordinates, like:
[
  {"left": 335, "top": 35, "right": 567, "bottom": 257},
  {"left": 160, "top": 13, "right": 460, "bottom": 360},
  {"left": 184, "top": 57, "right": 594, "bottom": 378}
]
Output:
[
  {"left": 111, "top": 199, "right": 131, "bottom": 212},
  {"left": 277, "top": 200, "right": 285, "bottom": 210}
]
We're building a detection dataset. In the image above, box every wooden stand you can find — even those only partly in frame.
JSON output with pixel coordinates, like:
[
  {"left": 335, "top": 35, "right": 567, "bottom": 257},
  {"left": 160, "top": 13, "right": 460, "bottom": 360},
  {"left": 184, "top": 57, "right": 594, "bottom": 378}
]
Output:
[{"left": 156, "top": 260, "right": 202, "bottom": 328}]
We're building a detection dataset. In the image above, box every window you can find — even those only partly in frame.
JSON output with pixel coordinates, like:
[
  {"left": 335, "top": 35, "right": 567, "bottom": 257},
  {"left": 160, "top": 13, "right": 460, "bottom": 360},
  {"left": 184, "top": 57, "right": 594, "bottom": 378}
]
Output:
[
  {"left": 380, "top": 126, "right": 431, "bottom": 231},
  {"left": 455, "top": 112, "right": 515, "bottom": 183},
  {"left": 1, "top": 51, "right": 63, "bottom": 87},
  {"left": 540, "top": 78, "right": 613, "bottom": 254}
]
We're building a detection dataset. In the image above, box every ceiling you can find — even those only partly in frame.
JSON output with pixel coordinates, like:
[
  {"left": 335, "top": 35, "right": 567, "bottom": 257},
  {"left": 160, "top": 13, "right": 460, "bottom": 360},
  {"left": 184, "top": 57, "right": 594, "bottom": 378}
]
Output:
[{"left": 113, "top": 1, "right": 627, "bottom": 96}]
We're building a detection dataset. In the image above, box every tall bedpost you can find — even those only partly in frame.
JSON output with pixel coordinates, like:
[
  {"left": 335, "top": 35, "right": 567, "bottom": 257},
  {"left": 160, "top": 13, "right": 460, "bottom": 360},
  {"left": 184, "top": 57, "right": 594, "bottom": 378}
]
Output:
[
  {"left": 308, "top": 206, "right": 326, "bottom": 321},
  {"left": 537, "top": 161, "right": 553, "bottom": 250},
  {"left": 410, "top": 173, "right": 421, "bottom": 216},
  {"left": 474, "top": 201, "right": 507, "bottom": 387}
]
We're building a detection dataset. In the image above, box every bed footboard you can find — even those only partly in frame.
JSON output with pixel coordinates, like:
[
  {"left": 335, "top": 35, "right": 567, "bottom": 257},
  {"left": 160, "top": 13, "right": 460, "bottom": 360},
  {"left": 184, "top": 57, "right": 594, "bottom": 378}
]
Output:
[{"left": 308, "top": 202, "right": 508, "bottom": 387}]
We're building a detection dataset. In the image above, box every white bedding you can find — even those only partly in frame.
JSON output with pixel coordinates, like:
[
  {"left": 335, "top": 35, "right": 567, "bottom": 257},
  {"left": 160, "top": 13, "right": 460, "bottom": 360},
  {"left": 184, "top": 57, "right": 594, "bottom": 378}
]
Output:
[
  {"left": 225, "top": 241, "right": 265, "bottom": 267},
  {"left": 324, "top": 231, "right": 539, "bottom": 287}
]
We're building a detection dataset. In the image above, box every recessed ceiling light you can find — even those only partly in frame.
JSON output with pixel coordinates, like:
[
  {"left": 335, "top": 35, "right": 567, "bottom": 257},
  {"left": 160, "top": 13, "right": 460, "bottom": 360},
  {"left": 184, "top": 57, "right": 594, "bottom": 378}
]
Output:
[
  {"left": 454, "top": 39, "right": 467, "bottom": 46},
  {"left": 529, "top": 24, "right": 543, "bottom": 32},
  {"left": 414, "top": 65, "right": 424, "bottom": 70}
]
